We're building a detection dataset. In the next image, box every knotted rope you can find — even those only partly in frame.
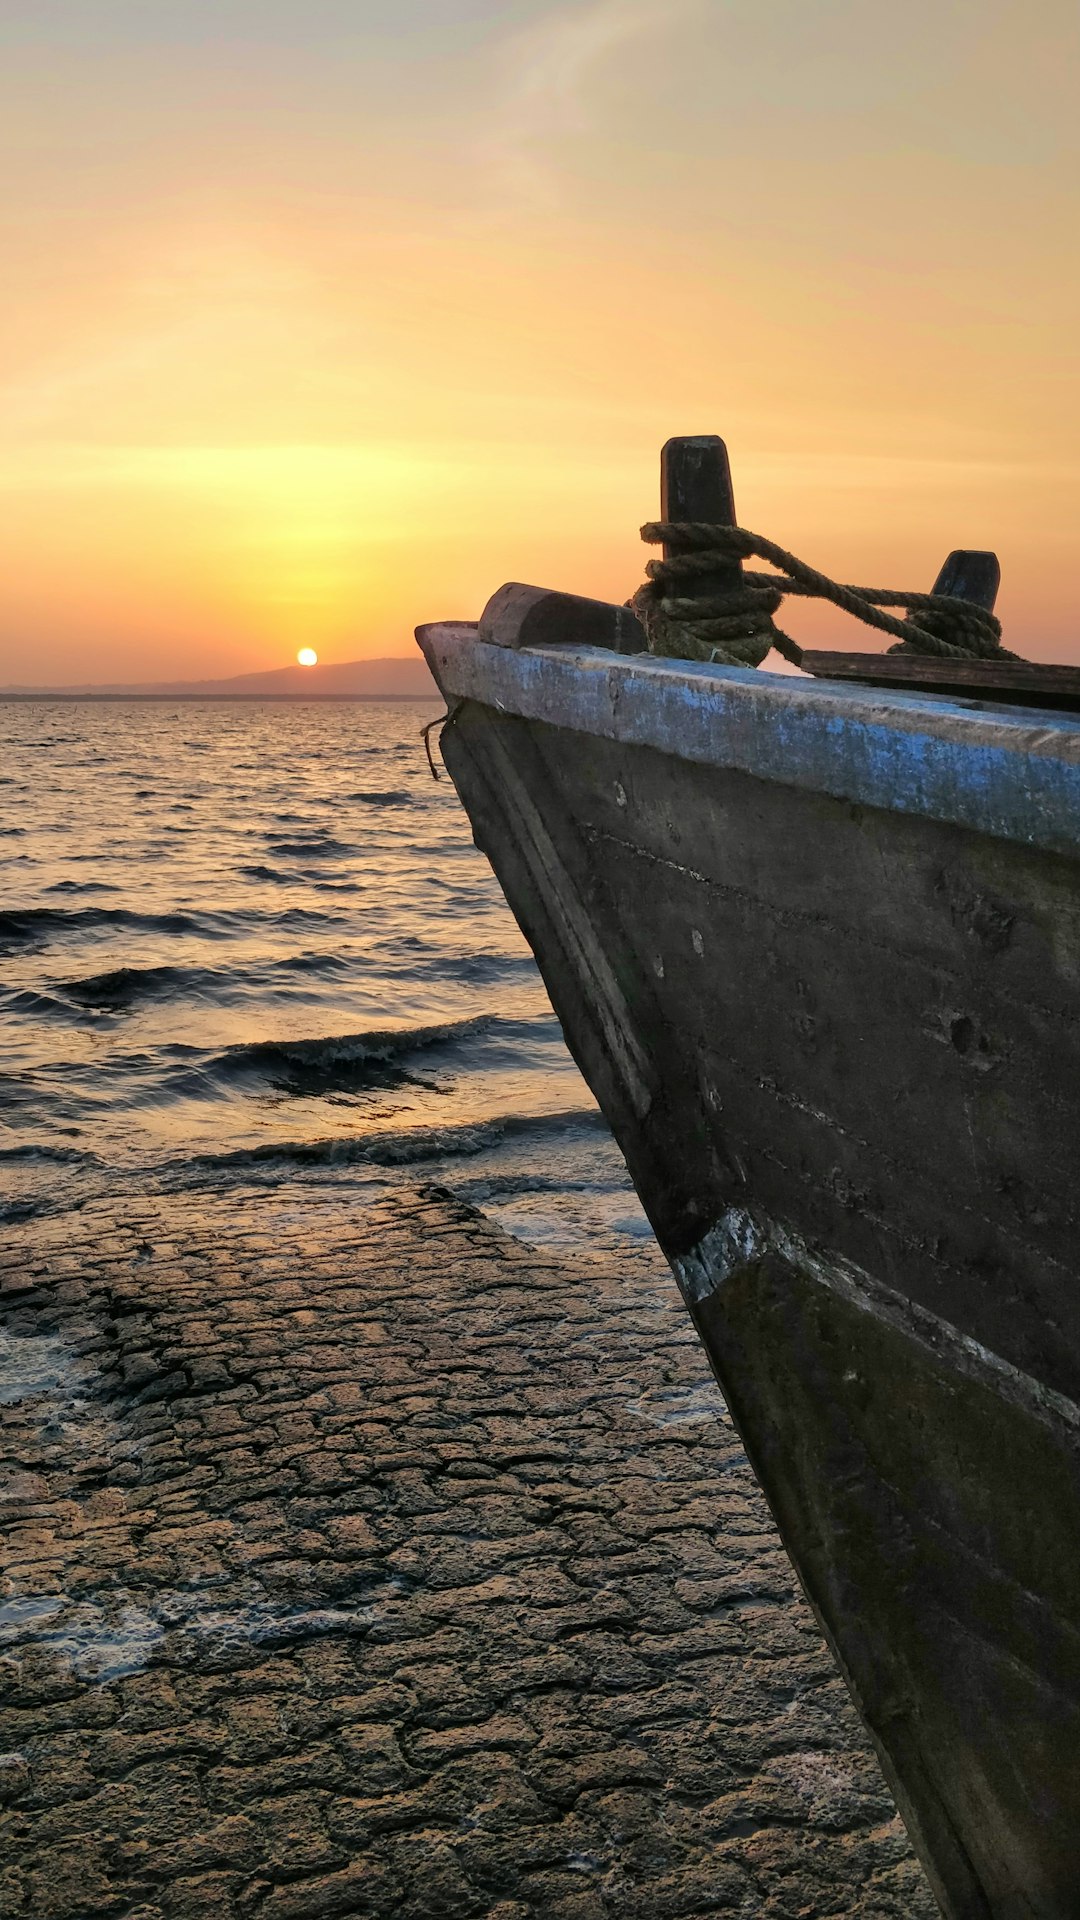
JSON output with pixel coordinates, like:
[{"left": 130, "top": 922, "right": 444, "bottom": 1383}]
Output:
[{"left": 632, "top": 522, "right": 1014, "bottom": 670}]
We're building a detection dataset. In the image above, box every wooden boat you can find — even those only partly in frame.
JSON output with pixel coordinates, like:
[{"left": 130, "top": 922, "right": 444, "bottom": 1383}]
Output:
[{"left": 416, "top": 436, "right": 1080, "bottom": 1919}]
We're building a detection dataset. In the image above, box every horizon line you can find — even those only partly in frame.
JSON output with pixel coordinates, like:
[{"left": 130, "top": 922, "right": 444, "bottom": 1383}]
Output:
[{"left": 0, "top": 691, "right": 440, "bottom": 704}]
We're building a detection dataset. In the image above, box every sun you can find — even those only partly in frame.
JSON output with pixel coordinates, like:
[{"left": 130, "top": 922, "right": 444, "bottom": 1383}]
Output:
[{"left": 296, "top": 647, "right": 318, "bottom": 667}]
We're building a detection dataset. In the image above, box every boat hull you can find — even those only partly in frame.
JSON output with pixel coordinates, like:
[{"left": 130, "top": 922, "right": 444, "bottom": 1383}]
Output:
[{"left": 418, "top": 621, "right": 1080, "bottom": 1919}]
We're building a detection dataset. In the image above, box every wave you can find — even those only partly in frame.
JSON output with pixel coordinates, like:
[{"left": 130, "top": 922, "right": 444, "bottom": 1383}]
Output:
[
  {"left": 264, "top": 837, "right": 356, "bottom": 860},
  {"left": 416, "top": 952, "right": 538, "bottom": 985},
  {"left": 204, "top": 1015, "right": 499, "bottom": 1098},
  {"left": 190, "top": 1105, "right": 606, "bottom": 1175},
  {"left": 265, "top": 907, "right": 343, "bottom": 930},
  {"left": 213, "top": 1014, "right": 496, "bottom": 1071},
  {"left": 57, "top": 964, "right": 217, "bottom": 1011},
  {"left": 0, "top": 1142, "right": 96, "bottom": 1164},
  {"left": 44, "top": 880, "right": 116, "bottom": 895},
  {"left": 0, "top": 906, "right": 212, "bottom": 947},
  {"left": 275, "top": 952, "right": 352, "bottom": 976},
  {"left": 2, "top": 987, "right": 73, "bottom": 1018},
  {"left": 7, "top": 955, "right": 357, "bottom": 1021},
  {"left": 0, "top": 903, "right": 345, "bottom": 949}
]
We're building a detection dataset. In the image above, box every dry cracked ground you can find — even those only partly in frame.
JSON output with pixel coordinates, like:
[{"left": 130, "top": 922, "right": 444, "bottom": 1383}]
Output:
[{"left": 0, "top": 1182, "right": 938, "bottom": 1919}]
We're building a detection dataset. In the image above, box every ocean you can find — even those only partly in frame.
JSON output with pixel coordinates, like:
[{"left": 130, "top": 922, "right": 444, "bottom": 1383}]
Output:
[{"left": 0, "top": 698, "right": 650, "bottom": 1250}]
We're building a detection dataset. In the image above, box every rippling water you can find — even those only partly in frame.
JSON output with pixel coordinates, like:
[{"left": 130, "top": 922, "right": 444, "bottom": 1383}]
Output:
[{"left": 1, "top": 700, "right": 648, "bottom": 1247}]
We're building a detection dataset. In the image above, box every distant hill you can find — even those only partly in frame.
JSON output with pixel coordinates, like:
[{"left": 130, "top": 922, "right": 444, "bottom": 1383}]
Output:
[{"left": 0, "top": 655, "right": 439, "bottom": 699}]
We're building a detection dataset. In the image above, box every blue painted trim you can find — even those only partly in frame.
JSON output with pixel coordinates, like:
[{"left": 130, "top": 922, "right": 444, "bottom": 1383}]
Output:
[{"left": 417, "top": 626, "right": 1080, "bottom": 858}]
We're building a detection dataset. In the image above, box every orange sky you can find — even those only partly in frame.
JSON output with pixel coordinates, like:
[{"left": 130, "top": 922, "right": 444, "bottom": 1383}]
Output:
[{"left": 1, "top": 0, "right": 1078, "bottom": 684}]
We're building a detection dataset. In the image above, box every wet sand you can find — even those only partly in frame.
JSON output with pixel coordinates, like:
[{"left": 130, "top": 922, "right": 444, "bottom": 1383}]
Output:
[{"left": 0, "top": 1184, "right": 936, "bottom": 1918}]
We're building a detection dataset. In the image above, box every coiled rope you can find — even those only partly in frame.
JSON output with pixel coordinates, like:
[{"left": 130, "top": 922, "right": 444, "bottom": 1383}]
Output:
[{"left": 632, "top": 522, "right": 1014, "bottom": 671}]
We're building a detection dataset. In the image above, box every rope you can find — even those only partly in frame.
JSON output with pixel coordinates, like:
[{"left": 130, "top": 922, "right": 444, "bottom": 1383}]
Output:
[
  {"left": 633, "top": 522, "right": 1014, "bottom": 671},
  {"left": 421, "top": 701, "right": 464, "bottom": 780}
]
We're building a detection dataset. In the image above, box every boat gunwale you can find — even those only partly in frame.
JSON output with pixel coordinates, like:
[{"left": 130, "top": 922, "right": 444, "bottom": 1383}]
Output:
[{"left": 417, "top": 621, "right": 1080, "bottom": 859}]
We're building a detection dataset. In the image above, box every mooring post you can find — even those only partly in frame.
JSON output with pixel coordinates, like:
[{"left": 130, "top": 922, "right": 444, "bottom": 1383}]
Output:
[
  {"left": 660, "top": 435, "right": 743, "bottom": 613},
  {"left": 932, "top": 550, "right": 1000, "bottom": 610}
]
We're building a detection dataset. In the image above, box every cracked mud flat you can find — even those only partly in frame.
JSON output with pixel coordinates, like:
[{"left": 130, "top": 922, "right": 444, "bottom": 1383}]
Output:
[{"left": 0, "top": 1184, "right": 936, "bottom": 1919}]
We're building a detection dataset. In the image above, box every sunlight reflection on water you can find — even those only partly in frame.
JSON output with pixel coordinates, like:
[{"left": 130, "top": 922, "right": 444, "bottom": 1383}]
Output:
[{"left": 1, "top": 700, "right": 645, "bottom": 1249}]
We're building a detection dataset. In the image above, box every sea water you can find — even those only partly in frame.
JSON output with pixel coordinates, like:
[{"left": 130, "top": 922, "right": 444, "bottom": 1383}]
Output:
[{"left": 0, "top": 700, "right": 650, "bottom": 1250}]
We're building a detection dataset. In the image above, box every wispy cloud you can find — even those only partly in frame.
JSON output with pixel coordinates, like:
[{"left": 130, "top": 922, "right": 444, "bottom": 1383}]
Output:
[{"left": 477, "top": 0, "right": 698, "bottom": 209}]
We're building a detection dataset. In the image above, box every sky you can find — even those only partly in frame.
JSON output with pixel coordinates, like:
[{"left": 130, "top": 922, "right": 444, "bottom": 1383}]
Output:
[{"left": 1, "top": 0, "right": 1078, "bottom": 684}]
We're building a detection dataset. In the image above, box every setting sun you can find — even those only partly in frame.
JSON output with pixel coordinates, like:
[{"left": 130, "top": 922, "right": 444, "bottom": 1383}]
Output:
[{"left": 296, "top": 648, "right": 318, "bottom": 667}]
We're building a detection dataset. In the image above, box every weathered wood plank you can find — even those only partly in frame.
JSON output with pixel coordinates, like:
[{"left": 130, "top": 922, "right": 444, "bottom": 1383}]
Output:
[
  {"left": 478, "top": 582, "right": 646, "bottom": 654},
  {"left": 660, "top": 434, "right": 742, "bottom": 605},
  {"left": 932, "top": 547, "right": 1000, "bottom": 609},
  {"left": 417, "top": 627, "right": 1080, "bottom": 859},
  {"left": 800, "top": 650, "right": 1080, "bottom": 710}
]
